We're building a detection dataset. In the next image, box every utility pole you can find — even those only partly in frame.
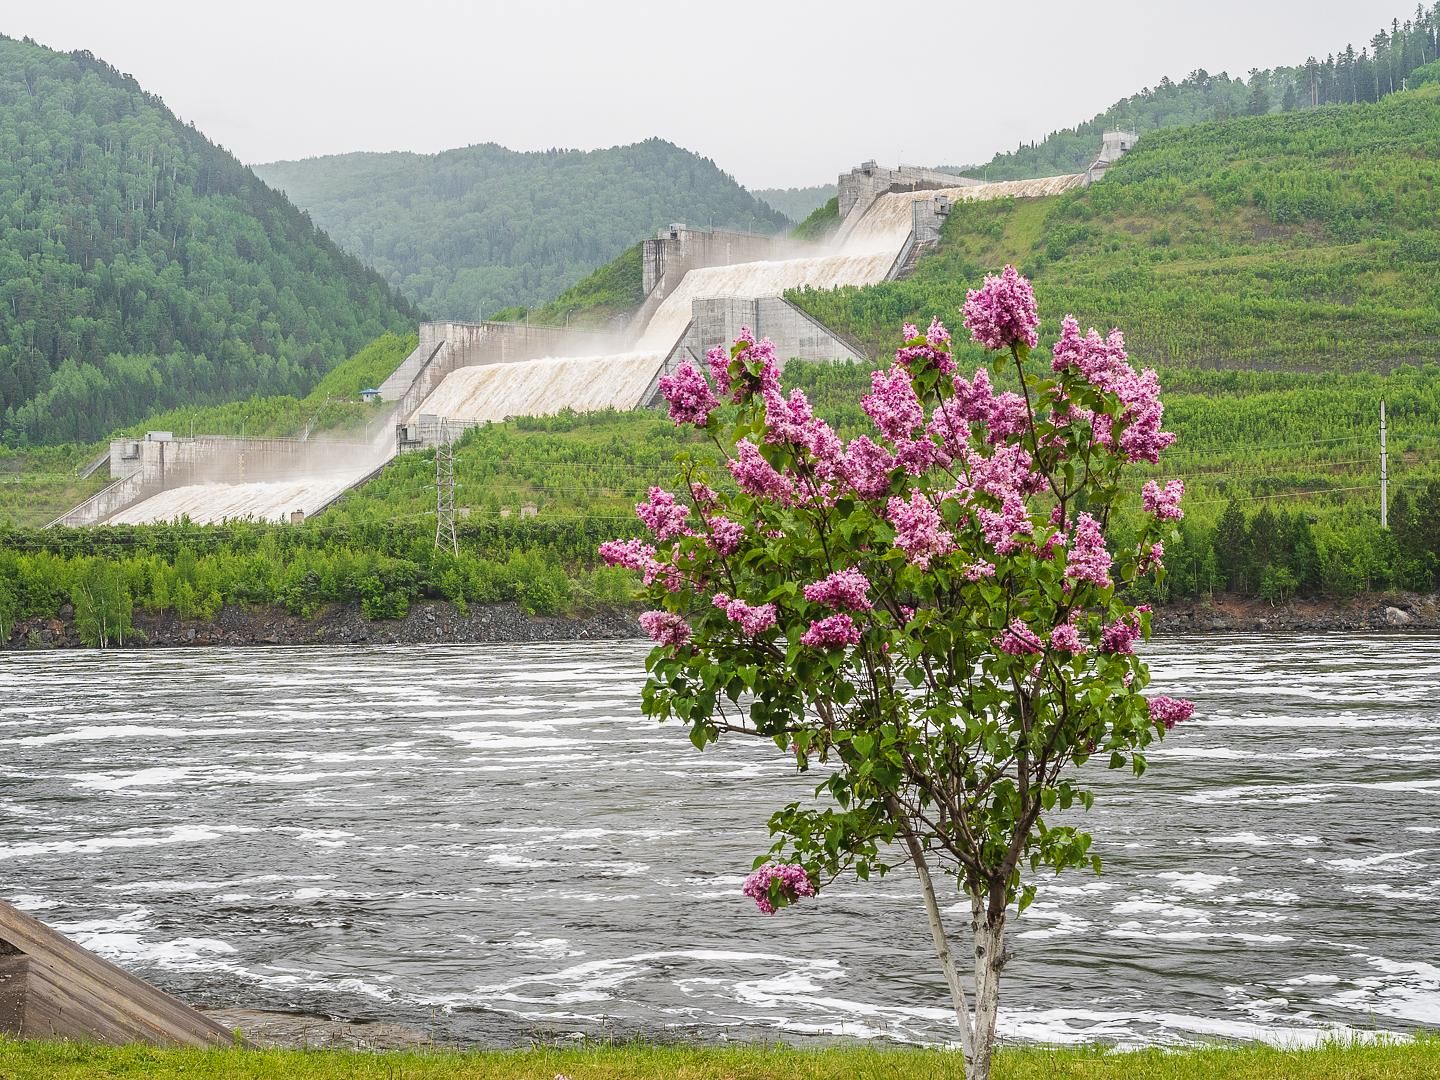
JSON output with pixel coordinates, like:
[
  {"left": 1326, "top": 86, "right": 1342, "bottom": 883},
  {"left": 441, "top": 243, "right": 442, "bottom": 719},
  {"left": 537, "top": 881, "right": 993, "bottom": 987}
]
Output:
[
  {"left": 435, "top": 420, "right": 458, "bottom": 555},
  {"left": 1380, "top": 399, "right": 1389, "bottom": 529}
]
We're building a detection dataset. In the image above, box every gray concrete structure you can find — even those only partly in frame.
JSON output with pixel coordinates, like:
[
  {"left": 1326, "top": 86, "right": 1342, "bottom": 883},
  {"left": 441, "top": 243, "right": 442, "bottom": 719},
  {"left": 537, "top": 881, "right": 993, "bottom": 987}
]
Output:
[
  {"left": 1086, "top": 130, "right": 1139, "bottom": 183},
  {"left": 644, "top": 295, "right": 865, "bottom": 406},
  {"left": 642, "top": 225, "right": 779, "bottom": 300},
  {"left": 836, "top": 161, "right": 983, "bottom": 221}
]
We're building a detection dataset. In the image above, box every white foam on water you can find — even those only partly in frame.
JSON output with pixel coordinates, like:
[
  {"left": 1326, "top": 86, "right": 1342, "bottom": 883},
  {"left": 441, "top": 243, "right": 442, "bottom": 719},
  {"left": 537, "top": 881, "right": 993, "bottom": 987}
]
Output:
[
  {"left": 0, "top": 824, "right": 256, "bottom": 862},
  {"left": 1156, "top": 871, "right": 1242, "bottom": 894},
  {"left": 1326, "top": 849, "right": 1430, "bottom": 873},
  {"left": 71, "top": 767, "right": 195, "bottom": 791}
]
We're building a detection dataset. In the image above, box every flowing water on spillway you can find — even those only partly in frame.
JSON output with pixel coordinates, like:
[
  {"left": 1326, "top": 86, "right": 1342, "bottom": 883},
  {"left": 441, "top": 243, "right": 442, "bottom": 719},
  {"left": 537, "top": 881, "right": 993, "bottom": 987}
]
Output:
[
  {"left": 416, "top": 179, "right": 1084, "bottom": 425},
  {"left": 107, "top": 422, "right": 399, "bottom": 526},
  {"left": 3, "top": 635, "right": 1437, "bottom": 1047}
]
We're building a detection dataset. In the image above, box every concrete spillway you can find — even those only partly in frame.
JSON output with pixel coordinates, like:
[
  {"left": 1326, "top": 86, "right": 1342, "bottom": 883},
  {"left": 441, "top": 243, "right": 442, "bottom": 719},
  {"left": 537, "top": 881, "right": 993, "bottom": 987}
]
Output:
[
  {"left": 414, "top": 180, "right": 1035, "bottom": 425},
  {"left": 96, "top": 421, "right": 398, "bottom": 526},
  {"left": 414, "top": 352, "right": 669, "bottom": 427},
  {"left": 59, "top": 164, "right": 1094, "bottom": 530}
]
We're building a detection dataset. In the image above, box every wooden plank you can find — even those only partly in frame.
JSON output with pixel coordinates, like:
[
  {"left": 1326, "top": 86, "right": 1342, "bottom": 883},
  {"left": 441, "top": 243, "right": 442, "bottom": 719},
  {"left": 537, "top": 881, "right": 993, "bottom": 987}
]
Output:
[{"left": 0, "top": 900, "right": 237, "bottom": 1047}]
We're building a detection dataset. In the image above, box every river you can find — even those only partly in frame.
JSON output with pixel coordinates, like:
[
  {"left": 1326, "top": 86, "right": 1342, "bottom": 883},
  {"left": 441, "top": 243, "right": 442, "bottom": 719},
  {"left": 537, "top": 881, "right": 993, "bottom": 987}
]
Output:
[{"left": 2, "top": 636, "right": 1437, "bottom": 1047}]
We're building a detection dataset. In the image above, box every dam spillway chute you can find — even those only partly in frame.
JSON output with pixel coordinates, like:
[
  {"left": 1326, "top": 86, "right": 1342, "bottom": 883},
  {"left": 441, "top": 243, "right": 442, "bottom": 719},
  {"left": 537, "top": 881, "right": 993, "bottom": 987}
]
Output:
[{"left": 55, "top": 147, "right": 1118, "bottom": 529}]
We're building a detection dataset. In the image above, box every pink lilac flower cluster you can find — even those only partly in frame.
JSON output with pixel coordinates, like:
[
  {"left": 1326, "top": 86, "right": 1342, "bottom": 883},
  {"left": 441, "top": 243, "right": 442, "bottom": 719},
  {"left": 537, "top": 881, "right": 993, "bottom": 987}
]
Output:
[
  {"left": 711, "top": 593, "right": 778, "bottom": 636},
  {"left": 1064, "top": 513, "right": 1113, "bottom": 588},
  {"left": 975, "top": 494, "right": 1033, "bottom": 556},
  {"left": 962, "top": 265, "right": 1040, "bottom": 351},
  {"left": 1049, "top": 614, "right": 1086, "bottom": 653},
  {"left": 803, "top": 568, "right": 874, "bottom": 611},
  {"left": 862, "top": 366, "right": 924, "bottom": 441},
  {"left": 799, "top": 613, "right": 862, "bottom": 648},
  {"left": 1100, "top": 612, "right": 1143, "bottom": 654},
  {"left": 635, "top": 487, "right": 690, "bottom": 542},
  {"left": 1142, "top": 479, "right": 1186, "bottom": 520},
  {"left": 707, "top": 328, "right": 779, "bottom": 404},
  {"left": 994, "top": 619, "right": 1043, "bottom": 655},
  {"left": 762, "top": 385, "right": 846, "bottom": 491},
  {"left": 599, "top": 538, "right": 680, "bottom": 591},
  {"left": 1138, "top": 542, "right": 1164, "bottom": 573},
  {"left": 741, "top": 863, "right": 816, "bottom": 915},
  {"left": 638, "top": 610, "right": 691, "bottom": 647},
  {"left": 985, "top": 392, "right": 1030, "bottom": 443},
  {"left": 657, "top": 361, "right": 720, "bottom": 427},
  {"left": 894, "top": 317, "right": 957, "bottom": 376},
  {"left": 950, "top": 367, "right": 996, "bottom": 422},
  {"left": 1050, "top": 317, "right": 1175, "bottom": 464},
  {"left": 886, "top": 491, "right": 955, "bottom": 568},
  {"left": 839, "top": 435, "right": 895, "bottom": 499},
  {"left": 1148, "top": 696, "right": 1195, "bottom": 729},
  {"left": 728, "top": 439, "right": 795, "bottom": 502},
  {"left": 962, "top": 560, "right": 996, "bottom": 582},
  {"left": 598, "top": 538, "right": 656, "bottom": 572},
  {"left": 705, "top": 515, "right": 744, "bottom": 556}
]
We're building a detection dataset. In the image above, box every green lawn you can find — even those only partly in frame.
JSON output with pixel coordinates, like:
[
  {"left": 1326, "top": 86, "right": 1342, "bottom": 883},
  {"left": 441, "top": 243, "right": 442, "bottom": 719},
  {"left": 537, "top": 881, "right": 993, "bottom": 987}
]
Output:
[{"left": 2, "top": 1038, "right": 1437, "bottom": 1079}]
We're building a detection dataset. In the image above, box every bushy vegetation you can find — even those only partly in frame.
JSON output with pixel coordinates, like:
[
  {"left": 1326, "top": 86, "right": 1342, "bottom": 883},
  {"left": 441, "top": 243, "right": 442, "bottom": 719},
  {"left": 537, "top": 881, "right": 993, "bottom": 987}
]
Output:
[
  {"left": 791, "top": 196, "right": 841, "bottom": 242},
  {"left": 793, "top": 86, "right": 1440, "bottom": 372},
  {"left": 489, "top": 244, "right": 645, "bottom": 328},
  {"left": 3, "top": 353, "right": 1435, "bottom": 638},
  {"left": 254, "top": 139, "right": 789, "bottom": 320},
  {"left": 954, "top": 4, "right": 1440, "bottom": 180},
  {"left": 0, "top": 35, "right": 417, "bottom": 447}
]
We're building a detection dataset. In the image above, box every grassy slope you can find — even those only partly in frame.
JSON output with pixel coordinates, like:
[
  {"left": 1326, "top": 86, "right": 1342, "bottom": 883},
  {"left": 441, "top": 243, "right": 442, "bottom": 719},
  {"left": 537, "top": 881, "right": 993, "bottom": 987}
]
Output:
[
  {"left": 791, "top": 87, "right": 1440, "bottom": 372},
  {"left": 3, "top": 1038, "right": 1438, "bottom": 1079}
]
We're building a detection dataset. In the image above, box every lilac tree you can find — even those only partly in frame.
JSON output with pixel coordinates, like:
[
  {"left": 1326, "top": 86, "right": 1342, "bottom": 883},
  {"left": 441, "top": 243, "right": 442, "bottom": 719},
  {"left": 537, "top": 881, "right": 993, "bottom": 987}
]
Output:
[{"left": 602, "top": 267, "right": 1192, "bottom": 1080}]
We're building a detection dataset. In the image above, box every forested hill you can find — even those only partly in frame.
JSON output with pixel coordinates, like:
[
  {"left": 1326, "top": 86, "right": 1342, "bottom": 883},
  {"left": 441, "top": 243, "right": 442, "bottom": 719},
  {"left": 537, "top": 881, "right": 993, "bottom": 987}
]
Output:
[
  {"left": 0, "top": 34, "right": 417, "bottom": 446},
  {"left": 951, "top": 4, "right": 1440, "bottom": 180},
  {"left": 253, "top": 139, "right": 791, "bottom": 320}
]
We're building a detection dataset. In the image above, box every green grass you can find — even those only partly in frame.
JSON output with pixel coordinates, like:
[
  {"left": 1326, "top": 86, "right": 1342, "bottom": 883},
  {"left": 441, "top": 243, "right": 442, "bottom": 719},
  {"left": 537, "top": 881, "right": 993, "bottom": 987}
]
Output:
[
  {"left": 1, "top": 1037, "right": 1437, "bottom": 1079},
  {"left": 791, "top": 87, "right": 1440, "bottom": 373}
]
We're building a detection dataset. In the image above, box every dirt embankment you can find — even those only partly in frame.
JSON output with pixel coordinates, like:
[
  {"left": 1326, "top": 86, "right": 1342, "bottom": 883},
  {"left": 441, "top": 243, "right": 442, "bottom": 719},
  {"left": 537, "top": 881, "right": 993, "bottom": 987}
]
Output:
[{"left": 5, "top": 593, "right": 1438, "bottom": 651}]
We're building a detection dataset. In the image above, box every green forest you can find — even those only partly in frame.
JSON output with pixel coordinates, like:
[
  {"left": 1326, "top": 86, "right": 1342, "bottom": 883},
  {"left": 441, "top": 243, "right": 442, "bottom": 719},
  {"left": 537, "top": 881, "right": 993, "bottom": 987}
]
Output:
[
  {"left": 0, "top": 35, "right": 417, "bottom": 447},
  {"left": 955, "top": 4, "right": 1440, "bottom": 180},
  {"left": 752, "top": 184, "right": 837, "bottom": 221},
  {"left": 253, "top": 140, "right": 790, "bottom": 321}
]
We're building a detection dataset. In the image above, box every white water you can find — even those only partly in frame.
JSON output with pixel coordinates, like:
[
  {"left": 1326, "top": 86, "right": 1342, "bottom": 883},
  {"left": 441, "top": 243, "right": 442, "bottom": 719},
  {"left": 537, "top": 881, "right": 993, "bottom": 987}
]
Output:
[
  {"left": 107, "top": 422, "right": 397, "bottom": 526},
  {"left": 418, "top": 175, "right": 1084, "bottom": 426},
  {"left": 3, "top": 635, "right": 1437, "bottom": 1047}
]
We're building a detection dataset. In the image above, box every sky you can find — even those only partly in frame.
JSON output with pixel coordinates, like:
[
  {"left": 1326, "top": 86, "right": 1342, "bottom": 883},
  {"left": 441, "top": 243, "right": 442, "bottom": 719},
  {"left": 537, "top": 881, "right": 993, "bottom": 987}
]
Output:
[{"left": 10, "top": 0, "right": 1400, "bottom": 189}]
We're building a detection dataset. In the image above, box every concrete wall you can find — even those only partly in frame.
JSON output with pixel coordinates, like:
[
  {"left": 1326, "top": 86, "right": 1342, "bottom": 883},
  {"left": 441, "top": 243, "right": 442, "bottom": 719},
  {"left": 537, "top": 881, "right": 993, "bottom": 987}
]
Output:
[
  {"left": 837, "top": 162, "right": 983, "bottom": 221},
  {"left": 642, "top": 226, "right": 778, "bottom": 300},
  {"left": 391, "top": 320, "right": 615, "bottom": 427},
  {"left": 646, "top": 296, "right": 864, "bottom": 405}
]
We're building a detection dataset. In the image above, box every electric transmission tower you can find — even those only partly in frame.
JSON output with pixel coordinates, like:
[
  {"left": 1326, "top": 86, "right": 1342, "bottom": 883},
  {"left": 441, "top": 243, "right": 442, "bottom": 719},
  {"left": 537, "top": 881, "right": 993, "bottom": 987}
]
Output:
[{"left": 435, "top": 420, "right": 458, "bottom": 555}]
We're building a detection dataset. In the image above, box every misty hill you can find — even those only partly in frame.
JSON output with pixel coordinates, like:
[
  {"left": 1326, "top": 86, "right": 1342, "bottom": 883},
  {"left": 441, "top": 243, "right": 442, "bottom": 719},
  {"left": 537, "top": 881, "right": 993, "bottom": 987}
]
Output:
[
  {"left": 0, "top": 34, "right": 417, "bottom": 446},
  {"left": 952, "top": 5, "right": 1439, "bottom": 180},
  {"left": 753, "top": 184, "right": 837, "bottom": 221},
  {"left": 254, "top": 140, "right": 791, "bottom": 320}
]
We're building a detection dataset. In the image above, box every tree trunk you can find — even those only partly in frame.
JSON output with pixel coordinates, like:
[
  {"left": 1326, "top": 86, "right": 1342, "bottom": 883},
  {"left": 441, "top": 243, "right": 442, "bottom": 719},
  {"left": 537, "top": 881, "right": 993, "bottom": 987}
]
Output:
[{"left": 967, "top": 903, "right": 1007, "bottom": 1080}]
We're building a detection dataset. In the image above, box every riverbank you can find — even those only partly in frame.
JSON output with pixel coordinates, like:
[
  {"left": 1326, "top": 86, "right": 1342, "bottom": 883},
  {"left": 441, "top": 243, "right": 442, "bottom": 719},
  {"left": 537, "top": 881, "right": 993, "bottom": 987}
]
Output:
[
  {"left": 4, "top": 592, "right": 1439, "bottom": 651},
  {"left": 2, "top": 1037, "right": 1437, "bottom": 1079}
]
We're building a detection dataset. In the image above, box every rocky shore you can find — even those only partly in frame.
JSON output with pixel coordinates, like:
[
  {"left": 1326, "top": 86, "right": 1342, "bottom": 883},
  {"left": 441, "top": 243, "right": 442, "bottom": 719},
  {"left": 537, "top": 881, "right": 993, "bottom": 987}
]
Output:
[{"left": 4, "top": 592, "right": 1438, "bottom": 651}]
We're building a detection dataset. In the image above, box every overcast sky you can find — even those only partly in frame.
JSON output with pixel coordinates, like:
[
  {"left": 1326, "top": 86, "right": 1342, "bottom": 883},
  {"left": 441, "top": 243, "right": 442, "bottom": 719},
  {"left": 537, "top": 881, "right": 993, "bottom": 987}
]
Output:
[{"left": 12, "top": 1, "right": 1397, "bottom": 188}]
